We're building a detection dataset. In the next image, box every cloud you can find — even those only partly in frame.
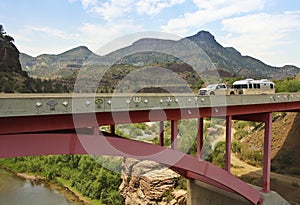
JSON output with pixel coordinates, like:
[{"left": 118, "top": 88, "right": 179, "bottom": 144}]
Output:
[
  {"left": 79, "top": 21, "right": 143, "bottom": 53},
  {"left": 13, "top": 26, "right": 82, "bottom": 56},
  {"left": 81, "top": 0, "right": 97, "bottom": 8},
  {"left": 69, "top": 0, "right": 187, "bottom": 53},
  {"left": 161, "top": 0, "right": 266, "bottom": 35},
  {"left": 69, "top": 0, "right": 97, "bottom": 9},
  {"left": 221, "top": 12, "right": 300, "bottom": 65},
  {"left": 69, "top": 0, "right": 133, "bottom": 22},
  {"left": 90, "top": 0, "right": 133, "bottom": 22},
  {"left": 15, "top": 22, "right": 144, "bottom": 56},
  {"left": 192, "top": 0, "right": 264, "bottom": 10},
  {"left": 71, "top": 0, "right": 186, "bottom": 22},
  {"left": 222, "top": 12, "right": 300, "bottom": 35},
  {"left": 136, "top": 0, "right": 185, "bottom": 15},
  {"left": 27, "top": 26, "right": 79, "bottom": 40}
]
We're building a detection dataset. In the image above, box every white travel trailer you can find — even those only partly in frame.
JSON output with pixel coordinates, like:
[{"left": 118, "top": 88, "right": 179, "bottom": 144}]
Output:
[{"left": 232, "top": 79, "right": 275, "bottom": 95}]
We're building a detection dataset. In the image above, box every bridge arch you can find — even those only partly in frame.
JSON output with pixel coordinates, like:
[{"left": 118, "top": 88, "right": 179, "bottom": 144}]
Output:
[{"left": 0, "top": 131, "right": 261, "bottom": 204}]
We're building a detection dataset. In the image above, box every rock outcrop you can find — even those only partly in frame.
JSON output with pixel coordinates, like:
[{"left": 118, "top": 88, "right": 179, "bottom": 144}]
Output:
[
  {"left": 119, "top": 158, "right": 187, "bottom": 205},
  {"left": 0, "top": 34, "right": 22, "bottom": 74}
]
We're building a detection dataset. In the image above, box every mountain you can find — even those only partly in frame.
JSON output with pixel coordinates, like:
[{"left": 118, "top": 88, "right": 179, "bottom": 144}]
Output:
[
  {"left": 186, "top": 31, "right": 299, "bottom": 79},
  {"left": 20, "top": 31, "right": 300, "bottom": 81},
  {"left": 20, "top": 46, "right": 93, "bottom": 78},
  {"left": 102, "top": 31, "right": 299, "bottom": 79}
]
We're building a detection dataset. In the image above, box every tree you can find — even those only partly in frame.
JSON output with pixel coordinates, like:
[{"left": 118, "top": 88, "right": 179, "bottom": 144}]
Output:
[
  {"left": 0, "top": 25, "right": 14, "bottom": 42},
  {"left": 0, "top": 25, "right": 5, "bottom": 37},
  {"left": 211, "top": 141, "right": 226, "bottom": 168},
  {"left": 4, "top": 35, "right": 14, "bottom": 42}
]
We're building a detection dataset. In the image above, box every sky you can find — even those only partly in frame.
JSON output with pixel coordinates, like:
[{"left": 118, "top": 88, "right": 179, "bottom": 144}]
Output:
[{"left": 0, "top": 0, "right": 300, "bottom": 67}]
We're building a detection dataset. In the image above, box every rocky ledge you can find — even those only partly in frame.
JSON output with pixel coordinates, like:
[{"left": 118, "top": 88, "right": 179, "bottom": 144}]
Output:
[{"left": 119, "top": 158, "right": 187, "bottom": 205}]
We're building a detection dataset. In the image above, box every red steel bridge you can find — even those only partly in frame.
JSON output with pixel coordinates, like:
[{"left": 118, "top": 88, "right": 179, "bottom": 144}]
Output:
[{"left": 1, "top": 93, "right": 300, "bottom": 204}]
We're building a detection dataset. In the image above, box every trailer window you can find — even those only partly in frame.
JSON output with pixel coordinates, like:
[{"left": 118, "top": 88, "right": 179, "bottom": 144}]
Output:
[
  {"left": 254, "top": 84, "right": 260, "bottom": 89},
  {"left": 233, "top": 84, "right": 248, "bottom": 89}
]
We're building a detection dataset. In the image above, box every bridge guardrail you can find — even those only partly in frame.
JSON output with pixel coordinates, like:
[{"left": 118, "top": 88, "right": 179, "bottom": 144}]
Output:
[{"left": 0, "top": 93, "right": 300, "bottom": 117}]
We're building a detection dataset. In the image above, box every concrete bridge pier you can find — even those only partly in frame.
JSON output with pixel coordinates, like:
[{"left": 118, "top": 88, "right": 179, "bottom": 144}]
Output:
[{"left": 187, "top": 180, "right": 290, "bottom": 205}]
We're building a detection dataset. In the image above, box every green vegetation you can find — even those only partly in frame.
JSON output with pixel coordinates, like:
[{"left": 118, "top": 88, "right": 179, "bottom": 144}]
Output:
[
  {"left": 0, "top": 73, "right": 71, "bottom": 93},
  {"left": 0, "top": 25, "right": 14, "bottom": 43},
  {"left": 0, "top": 155, "right": 124, "bottom": 205},
  {"left": 210, "top": 141, "right": 226, "bottom": 168},
  {"left": 191, "top": 79, "right": 205, "bottom": 90},
  {"left": 221, "top": 77, "right": 243, "bottom": 85},
  {"left": 162, "top": 189, "right": 174, "bottom": 202},
  {"left": 232, "top": 120, "right": 264, "bottom": 166},
  {"left": 274, "top": 77, "right": 300, "bottom": 92}
]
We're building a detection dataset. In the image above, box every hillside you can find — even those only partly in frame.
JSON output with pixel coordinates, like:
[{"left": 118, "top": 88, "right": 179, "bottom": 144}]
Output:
[
  {"left": 20, "top": 46, "right": 93, "bottom": 79},
  {"left": 233, "top": 112, "right": 300, "bottom": 172},
  {"left": 20, "top": 31, "right": 300, "bottom": 82}
]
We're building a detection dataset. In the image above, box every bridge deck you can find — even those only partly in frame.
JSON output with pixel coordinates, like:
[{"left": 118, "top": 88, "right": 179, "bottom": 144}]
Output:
[
  {"left": 1, "top": 92, "right": 300, "bottom": 204},
  {"left": 0, "top": 93, "right": 299, "bottom": 117}
]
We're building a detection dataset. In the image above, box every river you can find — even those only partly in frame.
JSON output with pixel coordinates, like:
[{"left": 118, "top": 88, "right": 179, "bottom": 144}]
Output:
[{"left": 0, "top": 168, "right": 80, "bottom": 205}]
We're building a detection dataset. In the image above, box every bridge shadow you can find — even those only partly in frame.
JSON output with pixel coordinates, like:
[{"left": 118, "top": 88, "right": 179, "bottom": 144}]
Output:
[
  {"left": 272, "top": 113, "right": 300, "bottom": 175},
  {"left": 238, "top": 169, "right": 300, "bottom": 204}
]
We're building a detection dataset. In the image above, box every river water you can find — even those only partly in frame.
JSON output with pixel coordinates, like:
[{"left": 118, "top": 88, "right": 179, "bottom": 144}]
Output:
[{"left": 0, "top": 169, "right": 73, "bottom": 205}]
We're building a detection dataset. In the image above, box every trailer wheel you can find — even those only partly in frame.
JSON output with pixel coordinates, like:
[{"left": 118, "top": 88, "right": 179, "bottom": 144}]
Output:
[{"left": 210, "top": 91, "right": 215, "bottom": 95}]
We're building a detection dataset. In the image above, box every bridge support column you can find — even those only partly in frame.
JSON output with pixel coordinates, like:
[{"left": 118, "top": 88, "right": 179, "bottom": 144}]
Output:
[
  {"left": 93, "top": 127, "right": 100, "bottom": 135},
  {"left": 225, "top": 115, "right": 232, "bottom": 172},
  {"left": 110, "top": 125, "right": 115, "bottom": 135},
  {"left": 197, "top": 118, "right": 204, "bottom": 160},
  {"left": 262, "top": 112, "right": 272, "bottom": 193},
  {"left": 160, "top": 121, "right": 164, "bottom": 146},
  {"left": 171, "top": 120, "right": 178, "bottom": 149}
]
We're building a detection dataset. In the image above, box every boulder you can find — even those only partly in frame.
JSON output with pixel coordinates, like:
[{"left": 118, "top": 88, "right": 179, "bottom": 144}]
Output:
[{"left": 119, "top": 158, "right": 187, "bottom": 205}]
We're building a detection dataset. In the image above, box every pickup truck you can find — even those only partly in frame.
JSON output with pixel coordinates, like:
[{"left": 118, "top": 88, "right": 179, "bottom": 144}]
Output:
[{"left": 198, "top": 84, "right": 236, "bottom": 95}]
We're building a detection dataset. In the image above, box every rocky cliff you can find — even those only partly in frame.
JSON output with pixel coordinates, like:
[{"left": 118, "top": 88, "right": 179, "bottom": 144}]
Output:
[
  {"left": 0, "top": 25, "right": 29, "bottom": 92},
  {"left": 0, "top": 28, "right": 22, "bottom": 74},
  {"left": 119, "top": 158, "right": 187, "bottom": 205}
]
